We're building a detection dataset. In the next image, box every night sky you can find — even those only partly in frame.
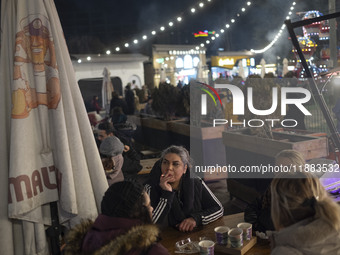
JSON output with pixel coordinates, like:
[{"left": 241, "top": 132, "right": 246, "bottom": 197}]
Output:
[{"left": 54, "top": 0, "right": 333, "bottom": 60}]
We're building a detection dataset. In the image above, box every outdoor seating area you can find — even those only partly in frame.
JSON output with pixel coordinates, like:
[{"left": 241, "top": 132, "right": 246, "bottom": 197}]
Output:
[{"left": 2, "top": 1, "right": 340, "bottom": 255}]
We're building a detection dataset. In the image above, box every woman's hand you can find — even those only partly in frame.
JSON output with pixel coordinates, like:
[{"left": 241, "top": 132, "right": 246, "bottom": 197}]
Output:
[
  {"left": 177, "top": 217, "right": 197, "bottom": 232},
  {"left": 159, "top": 173, "right": 173, "bottom": 192}
]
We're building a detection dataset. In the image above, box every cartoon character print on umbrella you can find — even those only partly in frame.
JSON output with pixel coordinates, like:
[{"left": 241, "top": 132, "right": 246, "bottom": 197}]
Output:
[{"left": 12, "top": 14, "right": 61, "bottom": 119}]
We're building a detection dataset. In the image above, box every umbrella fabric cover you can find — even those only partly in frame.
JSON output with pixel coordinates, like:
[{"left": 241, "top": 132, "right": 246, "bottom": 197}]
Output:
[{"left": 0, "top": 0, "right": 108, "bottom": 254}]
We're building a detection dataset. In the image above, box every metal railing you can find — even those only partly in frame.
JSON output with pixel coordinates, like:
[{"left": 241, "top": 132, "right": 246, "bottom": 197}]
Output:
[{"left": 305, "top": 88, "right": 338, "bottom": 135}]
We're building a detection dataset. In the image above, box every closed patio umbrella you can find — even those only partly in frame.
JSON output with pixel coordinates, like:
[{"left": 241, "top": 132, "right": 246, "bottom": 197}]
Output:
[
  {"left": 102, "top": 67, "right": 114, "bottom": 115},
  {"left": 196, "top": 60, "right": 203, "bottom": 80},
  {"left": 238, "top": 60, "right": 246, "bottom": 80},
  {"left": 260, "top": 58, "right": 266, "bottom": 78},
  {"left": 160, "top": 67, "right": 166, "bottom": 83},
  {"left": 282, "top": 58, "right": 289, "bottom": 76},
  {"left": 0, "top": 1, "right": 108, "bottom": 254}
]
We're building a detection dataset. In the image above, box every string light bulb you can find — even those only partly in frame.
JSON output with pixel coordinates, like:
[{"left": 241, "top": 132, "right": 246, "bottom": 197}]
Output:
[
  {"left": 251, "top": 1, "right": 295, "bottom": 54},
  {"left": 105, "top": 0, "right": 218, "bottom": 53}
]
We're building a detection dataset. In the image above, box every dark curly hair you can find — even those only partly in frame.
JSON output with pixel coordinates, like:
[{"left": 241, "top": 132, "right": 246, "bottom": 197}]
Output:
[{"left": 101, "top": 180, "right": 152, "bottom": 224}]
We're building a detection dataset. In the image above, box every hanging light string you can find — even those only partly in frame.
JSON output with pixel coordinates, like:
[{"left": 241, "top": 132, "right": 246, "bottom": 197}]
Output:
[
  {"left": 108, "top": 0, "right": 215, "bottom": 54},
  {"left": 250, "top": 2, "right": 296, "bottom": 54},
  {"left": 90, "top": 1, "right": 294, "bottom": 58},
  {"left": 196, "top": 1, "right": 253, "bottom": 50}
]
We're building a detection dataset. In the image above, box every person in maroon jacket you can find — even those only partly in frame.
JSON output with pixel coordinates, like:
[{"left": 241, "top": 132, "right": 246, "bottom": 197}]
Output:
[
  {"left": 64, "top": 180, "right": 169, "bottom": 255},
  {"left": 91, "top": 95, "right": 102, "bottom": 114}
]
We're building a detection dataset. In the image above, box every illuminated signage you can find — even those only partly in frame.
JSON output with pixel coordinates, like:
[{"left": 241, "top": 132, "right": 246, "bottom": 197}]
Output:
[
  {"left": 218, "top": 58, "right": 235, "bottom": 66},
  {"left": 156, "top": 58, "right": 164, "bottom": 63},
  {"left": 212, "top": 56, "right": 254, "bottom": 68},
  {"left": 179, "top": 69, "right": 196, "bottom": 76},
  {"left": 194, "top": 30, "right": 216, "bottom": 37}
]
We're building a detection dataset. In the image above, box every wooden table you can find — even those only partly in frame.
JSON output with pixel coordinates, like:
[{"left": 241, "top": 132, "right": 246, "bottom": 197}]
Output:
[
  {"left": 160, "top": 213, "right": 271, "bottom": 255},
  {"left": 138, "top": 158, "right": 159, "bottom": 175}
]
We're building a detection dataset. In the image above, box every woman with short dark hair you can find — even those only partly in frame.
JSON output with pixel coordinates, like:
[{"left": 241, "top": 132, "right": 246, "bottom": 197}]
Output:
[{"left": 145, "top": 145, "right": 223, "bottom": 232}]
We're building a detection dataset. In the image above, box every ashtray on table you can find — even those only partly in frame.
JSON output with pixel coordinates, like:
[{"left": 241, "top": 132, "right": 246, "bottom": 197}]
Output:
[{"left": 175, "top": 238, "right": 200, "bottom": 254}]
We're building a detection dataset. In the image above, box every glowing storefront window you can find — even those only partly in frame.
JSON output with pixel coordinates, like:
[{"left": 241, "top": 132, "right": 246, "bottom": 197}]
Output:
[
  {"left": 250, "top": 58, "right": 255, "bottom": 66},
  {"left": 184, "top": 55, "right": 193, "bottom": 69},
  {"left": 193, "top": 57, "right": 200, "bottom": 67},
  {"left": 176, "top": 58, "right": 184, "bottom": 68}
]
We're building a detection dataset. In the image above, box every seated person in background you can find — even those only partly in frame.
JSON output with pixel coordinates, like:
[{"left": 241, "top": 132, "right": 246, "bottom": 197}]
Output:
[
  {"left": 244, "top": 149, "right": 305, "bottom": 233},
  {"left": 100, "top": 136, "right": 125, "bottom": 185},
  {"left": 64, "top": 180, "right": 169, "bottom": 255},
  {"left": 111, "top": 106, "right": 127, "bottom": 125},
  {"left": 270, "top": 171, "right": 340, "bottom": 254},
  {"left": 142, "top": 96, "right": 155, "bottom": 116},
  {"left": 144, "top": 145, "right": 223, "bottom": 232},
  {"left": 97, "top": 122, "right": 142, "bottom": 179}
]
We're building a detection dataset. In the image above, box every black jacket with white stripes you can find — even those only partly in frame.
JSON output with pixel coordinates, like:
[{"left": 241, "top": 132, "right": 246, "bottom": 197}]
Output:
[{"left": 144, "top": 160, "right": 223, "bottom": 228}]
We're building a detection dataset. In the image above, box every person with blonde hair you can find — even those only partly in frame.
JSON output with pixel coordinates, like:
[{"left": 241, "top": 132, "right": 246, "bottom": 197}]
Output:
[
  {"left": 275, "top": 149, "right": 305, "bottom": 170},
  {"left": 245, "top": 149, "right": 305, "bottom": 233},
  {"left": 271, "top": 171, "right": 340, "bottom": 254}
]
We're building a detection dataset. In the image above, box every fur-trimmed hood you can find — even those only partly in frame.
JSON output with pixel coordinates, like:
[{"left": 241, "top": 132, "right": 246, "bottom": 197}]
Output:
[{"left": 64, "top": 216, "right": 166, "bottom": 255}]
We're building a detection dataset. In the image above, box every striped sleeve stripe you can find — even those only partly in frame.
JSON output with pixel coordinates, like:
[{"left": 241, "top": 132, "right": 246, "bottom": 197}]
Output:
[
  {"left": 202, "top": 207, "right": 223, "bottom": 224},
  {"left": 202, "top": 209, "right": 223, "bottom": 225},
  {"left": 202, "top": 207, "right": 224, "bottom": 224},
  {"left": 152, "top": 198, "right": 167, "bottom": 223},
  {"left": 201, "top": 181, "right": 224, "bottom": 225},
  {"left": 202, "top": 208, "right": 223, "bottom": 224}
]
